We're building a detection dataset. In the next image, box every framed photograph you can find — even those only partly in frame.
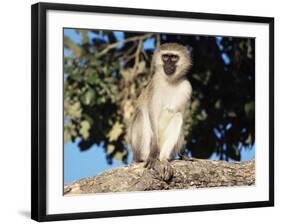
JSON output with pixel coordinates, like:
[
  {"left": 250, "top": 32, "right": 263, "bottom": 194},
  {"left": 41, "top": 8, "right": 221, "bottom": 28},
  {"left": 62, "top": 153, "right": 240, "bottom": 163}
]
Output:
[{"left": 31, "top": 2, "right": 274, "bottom": 222}]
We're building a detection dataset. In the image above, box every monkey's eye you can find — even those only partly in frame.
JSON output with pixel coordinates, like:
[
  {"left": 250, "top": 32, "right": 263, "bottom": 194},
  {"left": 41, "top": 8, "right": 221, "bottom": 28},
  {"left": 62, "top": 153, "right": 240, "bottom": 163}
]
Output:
[
  {"left": 171, "top": 55, "right": 179, "bottom": 62},
  {"left": 162, "top": 55, "right": 169, "bottom": 62}
]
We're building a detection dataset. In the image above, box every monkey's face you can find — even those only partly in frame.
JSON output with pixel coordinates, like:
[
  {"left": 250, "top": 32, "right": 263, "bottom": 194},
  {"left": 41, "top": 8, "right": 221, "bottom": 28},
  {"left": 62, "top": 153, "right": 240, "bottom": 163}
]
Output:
[
  {"left": 153, "top": 43, "right": 191, "bottom": 79},
  {"left": 161, "top": 54, "right": 179, "bottom": 76}
]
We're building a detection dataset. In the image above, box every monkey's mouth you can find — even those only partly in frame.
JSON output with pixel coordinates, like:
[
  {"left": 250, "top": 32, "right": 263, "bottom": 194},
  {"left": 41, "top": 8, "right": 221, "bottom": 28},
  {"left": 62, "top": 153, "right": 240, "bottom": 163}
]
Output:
[{"left": 164, "top": 64, "right": 176, "bottom": 75}]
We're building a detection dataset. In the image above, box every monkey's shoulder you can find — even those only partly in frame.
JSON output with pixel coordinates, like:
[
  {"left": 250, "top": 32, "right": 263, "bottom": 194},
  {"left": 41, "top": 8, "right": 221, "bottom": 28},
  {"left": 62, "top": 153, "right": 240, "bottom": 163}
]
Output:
[
  {"left": 179, "top": 79, "right": 192, "bottom": 93},
  {"left": 168, "top": 79, "right": 192, "bottom": 100}
]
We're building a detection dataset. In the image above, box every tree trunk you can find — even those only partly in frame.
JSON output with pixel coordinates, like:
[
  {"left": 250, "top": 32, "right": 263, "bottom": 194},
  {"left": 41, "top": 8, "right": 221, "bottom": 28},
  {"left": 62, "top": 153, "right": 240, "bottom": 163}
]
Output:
[{"left": 64, "top": 158, "right": 255, "bottom": 195}]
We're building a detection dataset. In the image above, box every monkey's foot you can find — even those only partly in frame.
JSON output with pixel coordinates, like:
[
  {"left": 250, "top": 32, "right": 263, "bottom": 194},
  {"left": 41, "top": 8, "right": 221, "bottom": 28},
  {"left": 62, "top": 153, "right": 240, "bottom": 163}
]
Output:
[
  {"left": 144, "top": 158, "right": 157, "bottom": 169},
  {"left": 152, "top": 160, "right": 174, "bottom": 181}
]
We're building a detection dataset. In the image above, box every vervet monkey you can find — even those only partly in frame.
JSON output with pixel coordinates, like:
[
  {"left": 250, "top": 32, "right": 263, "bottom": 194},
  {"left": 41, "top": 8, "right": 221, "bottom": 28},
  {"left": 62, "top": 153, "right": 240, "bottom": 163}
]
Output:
[{"left": 129, "top": 43, "right": 192, "bottom": 180}]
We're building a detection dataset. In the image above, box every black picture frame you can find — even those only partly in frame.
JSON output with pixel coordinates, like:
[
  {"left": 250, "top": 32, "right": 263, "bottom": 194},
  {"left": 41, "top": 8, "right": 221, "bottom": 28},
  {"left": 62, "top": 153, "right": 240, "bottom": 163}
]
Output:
[{"left": 31, "top": 2, "right": 274, "bottom": 222}]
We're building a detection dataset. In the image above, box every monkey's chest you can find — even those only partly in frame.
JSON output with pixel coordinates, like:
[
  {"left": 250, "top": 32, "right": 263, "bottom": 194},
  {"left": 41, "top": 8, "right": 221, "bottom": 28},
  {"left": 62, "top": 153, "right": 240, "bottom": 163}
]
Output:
[{"left": 155, "top": 84, "right": 189, "bottom": 112}]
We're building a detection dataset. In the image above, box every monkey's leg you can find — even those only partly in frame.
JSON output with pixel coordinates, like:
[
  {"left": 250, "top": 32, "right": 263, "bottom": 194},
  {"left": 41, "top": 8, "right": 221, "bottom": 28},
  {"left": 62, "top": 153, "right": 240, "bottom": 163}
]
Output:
[
  {"left": 152, "top": 112, "right": 183, "bottom": 180},
  {"left": 144, "top": 139, "right": 159, "bottom": 169},
  {"left": 130, "top": 109, "right": 152, "bottom": 162},
  {"left": 159, "top": 112, "right": 183, "bottom": 161}
]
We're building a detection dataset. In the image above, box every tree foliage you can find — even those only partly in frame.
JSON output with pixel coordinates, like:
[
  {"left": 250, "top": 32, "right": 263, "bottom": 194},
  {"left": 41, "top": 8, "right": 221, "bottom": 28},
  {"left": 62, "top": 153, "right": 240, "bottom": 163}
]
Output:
[{"left": 64, "top": 29, "right": 255, "bottom": 164}]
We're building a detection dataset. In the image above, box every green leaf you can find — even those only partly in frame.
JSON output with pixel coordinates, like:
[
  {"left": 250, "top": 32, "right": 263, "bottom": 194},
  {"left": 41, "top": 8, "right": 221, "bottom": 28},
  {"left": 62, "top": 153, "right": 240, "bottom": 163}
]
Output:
[
  {"left": 136, "top": 61, "right": 146, "bottom": 74},
  {"left": 244, "top": 102, "right": 254, "bottom": 117},
  {"left": 81, "top": 89, "right": 96, "bottom": 106},
  {"left": 79, "top": 120, "right": 90, "bottom": 139},
  {"left": 214, "top": 99, "right": 221, "bottom": 109},
  {"left": 82, "top": 113, "right": 94, "bottom": 126},
  {"left": 196, "top": 110, "right": 207, "bottom": 121},
  {"left": 192, "top": 73, "right": 202, "bottom": 81},
  {"left": 191, "top": 99, "right": 200, "bottom": 112},
  {"left": 64, "top": 129, "right": 72, "bottom": 143},
  {"left": 120, "top": 68, "right": 133, "bottom": 81},
  {"left": 90, "top": 59, "right": 102, "bottom": 67},
  {"left": 64, "top": 122, "right": 77, "bottom": 143},
  {"left": 245, "top": 134, "right": 252, "bottom": 144},
  {"left": 107, "top": 122, "right": 124, "bottom": 142},
  {"left": 66, "top": 101, "right": 81, "bottom": 119},
  {"left": 114, "top": 150, "right": 127, "bottom": 161},
  {"left": 107, "top": 144, "right": 115, "bottom": 154},
  {"left": 70, "top": 72, "right": 83, "bottom": 81},
  {"left": 64, "top": 36, "right": 82, "bottom": 58},
  {"left": 80, "top": 30, "right": 89, "bottom": 44},
  {"left": 87, "top": 72, "right": 99, "bottom": 84}
]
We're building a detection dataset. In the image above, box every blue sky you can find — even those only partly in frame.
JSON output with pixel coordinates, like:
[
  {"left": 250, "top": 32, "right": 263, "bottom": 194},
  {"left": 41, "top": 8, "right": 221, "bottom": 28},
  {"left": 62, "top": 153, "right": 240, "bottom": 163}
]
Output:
[
  {"left": 63, "top": 28, "right": 255, "bottom": 184},
  {"left": 64, "top": 140, "right": 133, "bottom": 184}
]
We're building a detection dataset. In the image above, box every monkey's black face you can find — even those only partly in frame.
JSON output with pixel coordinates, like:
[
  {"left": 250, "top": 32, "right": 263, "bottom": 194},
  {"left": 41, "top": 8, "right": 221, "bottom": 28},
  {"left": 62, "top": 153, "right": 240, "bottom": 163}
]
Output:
[{"left": 162, "top": 54, "right": 179, "bottom": 75}]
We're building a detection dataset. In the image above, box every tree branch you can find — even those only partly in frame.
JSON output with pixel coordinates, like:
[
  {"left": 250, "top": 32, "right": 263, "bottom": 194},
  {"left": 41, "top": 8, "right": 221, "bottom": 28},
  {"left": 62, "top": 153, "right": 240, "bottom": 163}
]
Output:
[
  {"left": 64, "top": 158, "right": 255, "bottom": 195},
  {"left": 97, "top": 33, "right": 153, "bottom": 57}
]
